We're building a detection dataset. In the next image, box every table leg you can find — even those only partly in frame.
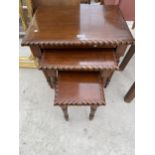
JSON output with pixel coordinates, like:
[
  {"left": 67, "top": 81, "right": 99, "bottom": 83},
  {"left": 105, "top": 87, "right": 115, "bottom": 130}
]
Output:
[
  {"left": 89, "top": 105, "right": 97, "bottom": 120},
  {"left": 61, "top": 105, "right": 69, "bottom": 121},
  {"left": 124, "top": 82, "right": 135, "bottom": 103},
  {"left": 101, "top": 70, "right": 114, "bottom": 88},
  {"left": 42, "top": 70, "right": 53, "bottom": 88},
  {"left": 104, "top": 71, "right": 114, "bottom": 88},
  {"left": 119, "top": 45, "right": 135, "bottom": 71},
  {"left": 42, "top": 69, "right": 57, "bottom": 88},
  {"left": 132, "top": 21, "right": 135, "bottom": 29}
]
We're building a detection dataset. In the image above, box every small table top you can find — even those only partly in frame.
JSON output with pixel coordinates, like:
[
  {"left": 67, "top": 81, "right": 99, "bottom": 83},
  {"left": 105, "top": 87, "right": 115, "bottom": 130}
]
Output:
[
  {"left": 22, "top": 4, "right": 134, "bottom": 48},
  {"left": 39, "top": 49, "right": 118, "bottom": 70},
  {"left": 55, "top": 71, "right": 105, "bottom": 106}
]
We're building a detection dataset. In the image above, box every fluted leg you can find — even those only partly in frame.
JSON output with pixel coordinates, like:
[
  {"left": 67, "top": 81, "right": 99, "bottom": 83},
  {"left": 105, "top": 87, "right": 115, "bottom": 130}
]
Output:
[
  {"left": 89, "top": 106, "right": 97, "bottom": 120},
  {"left": 61, "top": 105, "right": 69, "bottom": 121}
]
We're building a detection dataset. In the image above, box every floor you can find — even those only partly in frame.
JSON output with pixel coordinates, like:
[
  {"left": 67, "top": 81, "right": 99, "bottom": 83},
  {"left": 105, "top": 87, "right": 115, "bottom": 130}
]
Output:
[{"left": 19, "top": 55, "right": 134, "bottom": 155}]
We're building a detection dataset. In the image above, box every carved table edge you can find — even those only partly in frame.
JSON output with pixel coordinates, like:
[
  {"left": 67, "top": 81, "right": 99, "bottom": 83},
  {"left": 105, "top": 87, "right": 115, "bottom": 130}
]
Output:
[
  {"left": 38, "top": 65, "right": 119, "bottom": 71},
  {"left": 21, "top": 39, "right": 135, "bottom": 47},
  {"left": 54, "top": 73, "right": 106, "bottom": 106}
]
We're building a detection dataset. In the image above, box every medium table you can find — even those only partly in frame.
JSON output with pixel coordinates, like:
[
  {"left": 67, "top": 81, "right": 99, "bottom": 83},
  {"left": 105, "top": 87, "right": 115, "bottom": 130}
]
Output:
[{"left": 22, "top": 4, "right": 134, "bottom": 120}]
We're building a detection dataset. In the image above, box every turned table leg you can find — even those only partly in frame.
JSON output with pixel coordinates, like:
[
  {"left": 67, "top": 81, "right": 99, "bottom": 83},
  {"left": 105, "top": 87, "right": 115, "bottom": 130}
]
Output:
[
  {"left": 89, "top": 105, "right": 98, "bottom": 120},
  {"left": 60, "top": 105, "right": 69, "bottom": 121}
]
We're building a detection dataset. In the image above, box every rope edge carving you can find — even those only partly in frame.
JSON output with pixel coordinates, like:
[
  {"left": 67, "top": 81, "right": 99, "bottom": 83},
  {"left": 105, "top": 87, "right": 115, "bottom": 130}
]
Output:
[
  {"left": 54, "top": 73, "right": 106, "bottom": 106},
  {"left": 39, "top": 65, "right": 119, "bottom": 71},
  {"left": 21, "top": 39, "right": 134, "bottom": 47}
]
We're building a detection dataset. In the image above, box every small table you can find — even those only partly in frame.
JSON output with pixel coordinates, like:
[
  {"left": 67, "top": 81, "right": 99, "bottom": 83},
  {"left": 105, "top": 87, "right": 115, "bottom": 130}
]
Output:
[
  {"left": 22, "top": 4, "right": 134, "bottom": 120},
  {"left": 55, "top": 71, "right": 105, "bottom": 120}
]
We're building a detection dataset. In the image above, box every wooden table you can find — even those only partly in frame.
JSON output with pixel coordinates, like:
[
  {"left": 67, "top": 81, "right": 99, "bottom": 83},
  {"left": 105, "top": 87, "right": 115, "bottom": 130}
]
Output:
[{"left": 22, "top": 4, "right": 134, "bottom": 120}]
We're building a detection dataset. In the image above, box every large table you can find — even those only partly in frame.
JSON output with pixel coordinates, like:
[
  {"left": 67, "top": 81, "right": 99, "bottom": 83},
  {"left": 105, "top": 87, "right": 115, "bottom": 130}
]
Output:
[{"left": 22, "top": 4, "right": 134, "bottom": 120}]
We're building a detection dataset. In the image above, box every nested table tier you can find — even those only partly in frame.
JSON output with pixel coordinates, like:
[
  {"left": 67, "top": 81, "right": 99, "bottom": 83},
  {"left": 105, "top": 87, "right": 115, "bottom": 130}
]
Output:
[
  {"left": 54, "top": 71, "right": 105, "bottom": 106},
  {"left": 22, "top": 5, "right": 134, "bottom": 48},
  {"left": 39, "top": 49, "right": 118, "bottom": 71}
]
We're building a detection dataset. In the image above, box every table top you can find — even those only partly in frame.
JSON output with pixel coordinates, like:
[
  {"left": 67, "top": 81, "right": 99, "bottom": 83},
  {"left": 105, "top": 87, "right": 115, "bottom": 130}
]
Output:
[
  {"left": 22, "top": 4, "right": 134, "bottom": 48},
  {"left": 39, "top": 49, "right": 118, "bottom": 70},
  {"left": 55, "top": 71, "right": 105, "bottom": 106}
]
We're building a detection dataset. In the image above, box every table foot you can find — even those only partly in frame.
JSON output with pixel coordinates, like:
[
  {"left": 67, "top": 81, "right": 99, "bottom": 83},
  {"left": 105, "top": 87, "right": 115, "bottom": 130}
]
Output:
[
  {"left": 89, "top": 106, "right": 97, "bottom": 120},
  {"left": 61, "top": 106, "right": 69, "bottom": 121}
]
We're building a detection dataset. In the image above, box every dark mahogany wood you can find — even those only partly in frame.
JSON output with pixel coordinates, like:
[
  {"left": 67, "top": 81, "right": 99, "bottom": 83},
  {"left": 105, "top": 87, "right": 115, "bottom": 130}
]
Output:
[
  {"left": 30, "top": 45, "right": 42, "bottom": 58},
  {"left": 116, "top": 45, "right": 128, "bottom": 62},
  {"left": 55, "top": 71, "right": 105, "bottom": 106},
  {"left": 22, "top": 4, "right": 134, "bottom": 120},
  {"left": 39, "top": 49, "right": 118, "bottom": 71},
  {"left": 103, "top": 43, "right": 128, "bottom": 87},
  {"left": 119, "top": 45, "right": 135, "bottom": 71},
  {"left": 104, "top": 70, "right": 114, "bottom": 88},
  {"left": 31, "top": 0, "right": 90, "bottom": 13},
  {"left": 22, "top": 5, "right": 134, "bottom": 48},
  {"left": 124, "top": 82, "right": 135, "bottom": 103},
  {"left": 42, "top": 69, "right": 57, "bottom": 88},
  {"left": 55, "top": 71, "right": 105, "bottom": 120}
]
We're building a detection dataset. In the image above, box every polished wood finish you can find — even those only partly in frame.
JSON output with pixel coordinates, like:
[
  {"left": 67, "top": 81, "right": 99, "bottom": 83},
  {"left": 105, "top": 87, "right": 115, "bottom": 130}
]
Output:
[
  {"left": 29, "top": 45, "right": 42, "bottom": 58},
  {"left": 22, "top": 4, "right": 134, "bottom": 120},
  {"left": 32, "top": 0, "right": 80, "bottom": 13},
  {"left": 42, "top": 69, "right": 57, "bottom": 88},
  {"left": 22, "top": 5, "right": 134, "bottom": 48},
  {"left": 103, "top": 44, "right": 128, "bottom": 87},
  {"left": 39, "top": 49, "right": 118, "bottom": 71},
  {"left": 119, "top": 45, "right": 135, "bottom": 71},
  {"left": 29, "top": 0, "right": 91, "bottom": 17},
  {"left": 124, "top": 82, "right": 135, "bottom": 103},
  {"left": 55, "top": 71, "right": 105, "bottom": 120},
  {"left": 116, "top": 45, "right": 128, "bottom": 61},
  {"left": 55, "top": 71, "right": 105, "bottom": 106}
]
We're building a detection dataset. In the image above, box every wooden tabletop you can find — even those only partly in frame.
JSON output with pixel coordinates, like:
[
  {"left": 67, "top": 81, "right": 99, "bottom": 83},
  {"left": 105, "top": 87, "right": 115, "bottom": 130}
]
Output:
[
  {"left": 22, "top": 4, "right": 134, "bottom": 48},
  {"left": 39, "top": 49, "right": 118, "bottom": 70},
  {"left": 55, "top": 71, "right": 105, "bottom": 106}
]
